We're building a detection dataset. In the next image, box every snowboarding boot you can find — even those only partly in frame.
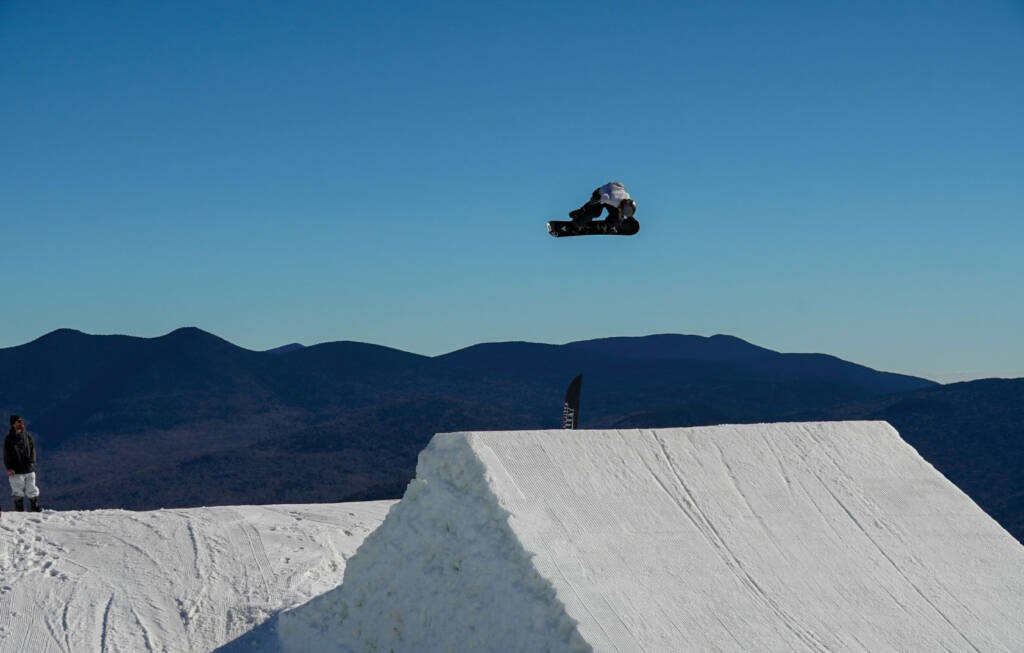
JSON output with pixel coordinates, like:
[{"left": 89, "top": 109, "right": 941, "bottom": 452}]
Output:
[
  {"left": 29, "top": 497, "right": 41, "bottom": 512},
  {"left": 13, "top": 497, "right": 24, "bottom": 512}
]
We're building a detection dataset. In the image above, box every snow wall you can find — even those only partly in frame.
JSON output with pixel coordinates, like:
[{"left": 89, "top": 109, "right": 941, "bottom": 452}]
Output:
[{"left": 278, "top": 422, "right": 1024, "bottom": 652}]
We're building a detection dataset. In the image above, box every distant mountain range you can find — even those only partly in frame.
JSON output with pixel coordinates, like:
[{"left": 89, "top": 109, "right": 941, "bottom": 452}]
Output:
[{"left": 0, "top": 328, "right": 1020, "bottom": 543}]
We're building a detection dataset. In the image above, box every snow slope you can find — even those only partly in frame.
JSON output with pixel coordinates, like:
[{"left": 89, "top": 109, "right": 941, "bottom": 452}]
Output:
[
  {"left": 279, "top": 422, "right": 1024, "bottom": 652},
  {"left": 0, "top": 502, "right": 393, "bottom": 652}
]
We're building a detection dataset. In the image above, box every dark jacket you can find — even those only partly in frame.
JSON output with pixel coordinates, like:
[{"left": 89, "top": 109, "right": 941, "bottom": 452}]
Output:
[{"left": 4, "top": 428, "right": 36, "bottom": 474}]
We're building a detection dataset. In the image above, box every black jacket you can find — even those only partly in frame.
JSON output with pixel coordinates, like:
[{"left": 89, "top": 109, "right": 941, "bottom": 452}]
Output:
[{"left": 4, "top": 428, "right": 36, "bottom": 474}]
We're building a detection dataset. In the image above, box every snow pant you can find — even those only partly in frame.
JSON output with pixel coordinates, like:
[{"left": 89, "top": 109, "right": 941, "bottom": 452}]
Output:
[
  {"left": 9, "top": 472, "right": 40, "bottom": 499},
  {"left": 569, "top": 200, "right": 621, "bottom": 224}
]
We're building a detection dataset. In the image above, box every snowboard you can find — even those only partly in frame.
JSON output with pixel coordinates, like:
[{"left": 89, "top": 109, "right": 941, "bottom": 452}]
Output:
[
  {"left": 561, "top": 373, "right": 582, "bottom": 429},
  {"left": 547, "top": 217, "right": 639, "bottom": 238}
]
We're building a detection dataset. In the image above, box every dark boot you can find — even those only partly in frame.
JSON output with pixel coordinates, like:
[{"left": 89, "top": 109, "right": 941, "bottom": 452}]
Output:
[
  {"left": 13, "top": 497, "right": 24, "bottom": 512},
  {"left": 603, "top": 204, "right": 622, "bottom": 225},
  {"left": 29, "top": 497, "right": 41, "bottom": 512}
]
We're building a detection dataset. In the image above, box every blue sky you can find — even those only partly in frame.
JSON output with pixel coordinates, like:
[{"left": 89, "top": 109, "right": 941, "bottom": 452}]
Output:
[{"left": 2, "top": 1, "right": 1022, "bottom": 382}]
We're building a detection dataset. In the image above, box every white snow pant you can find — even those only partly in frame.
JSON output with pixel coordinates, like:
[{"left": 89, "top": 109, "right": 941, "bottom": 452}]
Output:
[{"left": 9, "top": 472, "right": 40, "bottom": 499}]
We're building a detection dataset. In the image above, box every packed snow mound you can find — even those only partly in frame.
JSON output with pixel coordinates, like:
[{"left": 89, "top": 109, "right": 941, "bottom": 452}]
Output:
[
  {"left": 0, "top": 502, "right": 392, "bottom": 652},
  {"left": 279, "top": 422, "right": 1024, "bottom": 652}
]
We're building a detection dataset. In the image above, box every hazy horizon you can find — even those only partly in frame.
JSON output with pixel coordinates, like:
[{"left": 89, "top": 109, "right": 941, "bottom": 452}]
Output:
[{"left": 3, "top": 323, "right": 1013, "bottom": 385}]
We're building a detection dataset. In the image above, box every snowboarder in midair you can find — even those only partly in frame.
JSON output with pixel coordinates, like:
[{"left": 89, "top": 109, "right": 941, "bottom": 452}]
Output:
[
  {"left": 569, "top": 181, "right": 637, "bottom": 226},
  {"left": 546, "top": 181, "right": 640, "bottom": 237}
]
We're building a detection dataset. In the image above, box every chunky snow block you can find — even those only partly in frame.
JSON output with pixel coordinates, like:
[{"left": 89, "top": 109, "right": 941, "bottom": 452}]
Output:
[{"left": 278, "top": 422, "right": 1024, "bottom": 652}]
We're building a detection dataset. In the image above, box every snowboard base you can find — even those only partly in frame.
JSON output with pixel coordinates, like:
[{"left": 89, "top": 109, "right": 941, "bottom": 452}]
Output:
[{"left": 547, "top": 217, "right": 639, "bottom": 238}]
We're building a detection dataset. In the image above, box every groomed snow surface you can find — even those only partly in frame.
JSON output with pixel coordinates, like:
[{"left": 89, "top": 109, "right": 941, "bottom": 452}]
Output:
[
  {"left": 3, "top": 423, "right": 1023, "bottom": 652},
  {"left": 0, "top": 502, "right": 393, "bottom": 652},
  {"left": 279, "top": 422, "right": 1024, "bottom": 652}
]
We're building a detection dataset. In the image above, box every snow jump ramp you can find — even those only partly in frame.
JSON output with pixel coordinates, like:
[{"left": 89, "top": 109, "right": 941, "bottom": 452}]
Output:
[{"left": 278, "top": 422, "right": 1024, "bottom": 652}]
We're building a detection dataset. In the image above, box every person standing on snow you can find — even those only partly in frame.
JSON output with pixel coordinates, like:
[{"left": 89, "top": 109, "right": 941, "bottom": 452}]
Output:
[
  {"left": 569, "top": 181, "right": 637, "bottom": 226},
  {"left": 5, "top": 415, "right": 41, "bottom": 512}
]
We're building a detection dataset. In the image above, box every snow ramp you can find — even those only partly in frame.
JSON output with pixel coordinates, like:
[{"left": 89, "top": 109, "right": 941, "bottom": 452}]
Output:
[{"left": 277, "top": 422, "right": 1024, "bottom": 652}]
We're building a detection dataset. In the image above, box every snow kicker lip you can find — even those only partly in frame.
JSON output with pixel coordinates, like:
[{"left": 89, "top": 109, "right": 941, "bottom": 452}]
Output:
[{"left": 278, "top": 422, "right": 1024, "bottom": 653}]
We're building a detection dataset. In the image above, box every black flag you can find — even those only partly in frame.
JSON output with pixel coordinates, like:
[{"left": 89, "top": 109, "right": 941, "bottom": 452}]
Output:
[{"left": 561, "top": 373, "right": 583, "bottom": 429}]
